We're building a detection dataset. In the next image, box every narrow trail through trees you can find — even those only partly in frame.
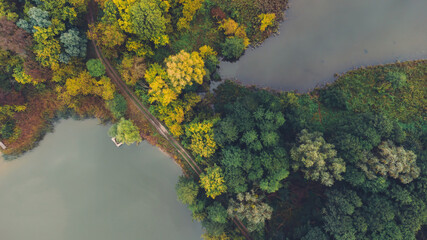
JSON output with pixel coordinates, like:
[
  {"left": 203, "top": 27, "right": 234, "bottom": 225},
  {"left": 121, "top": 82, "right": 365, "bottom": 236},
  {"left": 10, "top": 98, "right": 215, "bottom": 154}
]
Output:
[
  {"left": 87, "top": 3, "right": 201, "bottom": 176},
  {"left": 87, "top": 2, "right": 252, "bottom": 239}
]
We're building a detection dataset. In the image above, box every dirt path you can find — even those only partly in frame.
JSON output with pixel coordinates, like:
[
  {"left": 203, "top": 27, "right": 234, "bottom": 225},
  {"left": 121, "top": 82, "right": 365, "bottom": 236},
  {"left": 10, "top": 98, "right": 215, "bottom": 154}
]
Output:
[
  {"left": 87, "top": 3, "right": 252, "bottom": 239},
  {"left": 87, "top": 3, "right": 201, "bottom": 176}
]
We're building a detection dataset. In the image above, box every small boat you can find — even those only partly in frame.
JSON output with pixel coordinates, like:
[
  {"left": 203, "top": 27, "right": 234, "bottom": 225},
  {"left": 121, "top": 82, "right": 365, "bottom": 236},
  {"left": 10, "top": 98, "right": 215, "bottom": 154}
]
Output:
[{"left": 111, "top": 137, "right": 123, "bottom": 147}]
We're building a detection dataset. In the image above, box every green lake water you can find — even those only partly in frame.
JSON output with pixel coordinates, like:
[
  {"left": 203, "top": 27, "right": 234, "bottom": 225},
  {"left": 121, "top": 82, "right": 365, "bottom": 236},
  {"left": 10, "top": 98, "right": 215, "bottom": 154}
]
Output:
[
  {"left": 220, "top": 0, "right": 427, "bottom": 91},
  {"left": 0, "top": 119, "right": 202, "bottom": 240}
]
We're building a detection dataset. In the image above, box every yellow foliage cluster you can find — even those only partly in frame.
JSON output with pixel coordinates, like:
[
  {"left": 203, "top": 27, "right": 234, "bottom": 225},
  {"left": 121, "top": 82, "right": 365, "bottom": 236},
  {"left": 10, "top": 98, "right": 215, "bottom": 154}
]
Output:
[
  {"left": 0, "top": 104, "right": 26, "bottom": 122},
  {"left": 218, "top": 18, "right": 238, "bottom": 35},
  {"left": 146, "top": 50, "right": 206, "bottom": 136},
  {"left": 199, "top": 45, "right": 217, "bottom": 59},
  {"left": 185, "top": 120, "right": 217, "bottom": 158},
  {"left": 200, "top": 165, "right": 227, "bottom": 199},
  {"left": 0, "top": 0, "right": 18, "bottom": 21},
  {"left": 177, "top": 0, "right": 203, "bottom": 30},
  {"left": 33, "top": 26, "right": 61, "bottom": 69},
  {"left": 13, "top": 68, "right": 36, "bottom": 85},
  {"left": 156, "top": 93, "right": 201, "bottom": 136},
  {"left": 58, "top": 71, "right": 115, "bottom": 106},
  {"left": 218, "top": 18, "right": 250, "bottom": 47},
  {"left": 111, "top": 0, "right": 137, "bottom": 33},
  {"left": 145, "top": 63, "right": 178, "bottom": 106},
  {"left": 258, "top": 13, "right": 275, "bottom": 32},
  {"left": 125, "top": 38, "right": 154, "bottom": 57},
  {"left": 165, "top": 50, "right": 206, "bottom": 92},
  {"left": 87, "top": 23, "right": 126, "bottom": 49},
  {"left": 151, "top": 34, "right": 169, "bottom": 46},
  {"left": 112, "top": 0, "right": 137, "bottom": 12},
  {"left": 51, "top": 61, "right": 83, "bottom": 83},
  {"left": 120, "top": 55, "right": 146, "bottom": 86}
]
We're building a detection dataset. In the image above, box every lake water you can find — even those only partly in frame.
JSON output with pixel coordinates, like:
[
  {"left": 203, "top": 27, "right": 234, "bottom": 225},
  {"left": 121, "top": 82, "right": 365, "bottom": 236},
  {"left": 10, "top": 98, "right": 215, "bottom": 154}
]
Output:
[
  {"left": 220, "top": 0, "right": 427, "bottom": 92},
  {"left": 0, "top": 119, "right": 202, "bottom": 240}
]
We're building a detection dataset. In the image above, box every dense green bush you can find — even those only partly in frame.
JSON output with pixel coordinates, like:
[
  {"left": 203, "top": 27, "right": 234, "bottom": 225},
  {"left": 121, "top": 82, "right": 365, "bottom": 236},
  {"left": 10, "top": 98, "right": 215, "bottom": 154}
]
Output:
[
  {"left": 0, "top": 121, "right": 15, "bottom": 139},
  {"left": 106, "top": 93, "right": 127, "bottom": 119},
  {"left": 108, "top": 118, "right": 142, "bottom": 145},
  {"left": 59, "top": 29, "right": 87, "bottom": 63},
  {"left": 86, "top": 59, "right": 106, "bottom": 77},
  {"left": 221, "top": 37, "right": 245, "bottom": 61}
]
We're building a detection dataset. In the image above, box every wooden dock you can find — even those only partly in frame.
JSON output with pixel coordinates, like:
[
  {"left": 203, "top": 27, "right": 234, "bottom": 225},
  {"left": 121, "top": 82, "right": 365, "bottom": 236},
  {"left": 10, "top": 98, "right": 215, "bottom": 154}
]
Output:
[
  {"left": 111, "top": 137, "right": 123, "bottom": 147},
  {"left": 0, "top": 141, "right": 6, "bottom": 150}
]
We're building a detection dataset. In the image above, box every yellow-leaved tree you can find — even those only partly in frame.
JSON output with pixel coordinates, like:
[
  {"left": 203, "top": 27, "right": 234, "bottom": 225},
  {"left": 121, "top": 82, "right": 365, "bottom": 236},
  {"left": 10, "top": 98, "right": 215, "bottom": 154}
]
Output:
[
  {"left": 58, "top": 71, "right": 115, "bottom": 107},
  {"left": 258, "top": 13, "right": 275, "bottom": 32},
  {"left": 111, "top": 0, "right": 137, "bottom": 33},
  {"left": 218, "top": 18, "right": 250, "bottom": 47},
  {"left": 12, "top": 67, "right": 37, "bottom": 85},
  {"left": 155, "top": 93, "right": 201, "bottom": 136},
  {"left": 33, "top": 26, "right": 61, "bottom": 69},
  {"left": 87, "top": 23, "right": 126, "bottom": 49},
  {"left": 119, "top": 55, "right": 146, "bottom": 86},
  {"left": 199, "top": 45, "right": 217, "bottom": 59},
  {"left": 185, "top": 120, "right": 217, "bottom": 158},
  {"left": 177, "top": 0, "right": 203, "bottom": 30},
  {"left": 165, "top": 50, "right": 205, "bottom": 92},
  {"left": 145, "top": 63, "right": 178, "bottom": 106},
  {"left": 200, "top": 165, "right": 227, "bottom": 199},
  {"left": 145, "top": 50, "right": 205, "bottom": 137}
]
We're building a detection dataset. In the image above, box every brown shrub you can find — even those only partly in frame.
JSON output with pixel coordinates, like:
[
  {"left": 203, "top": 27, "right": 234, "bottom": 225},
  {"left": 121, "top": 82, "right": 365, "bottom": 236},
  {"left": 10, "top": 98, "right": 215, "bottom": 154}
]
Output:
[
  {"left": 210, "top": 7, "right": 227, "bottom": 20},
  {"left": 23, "top": 56, "right": 52, "bottom": 83},
  {"left": 0, "top": 17, "right": 32, "bottom": 55}
]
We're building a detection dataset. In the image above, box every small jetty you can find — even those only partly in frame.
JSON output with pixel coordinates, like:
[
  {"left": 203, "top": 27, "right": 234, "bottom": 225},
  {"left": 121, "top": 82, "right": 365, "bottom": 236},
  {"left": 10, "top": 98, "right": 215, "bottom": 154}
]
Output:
[
  {"left": 111, "top": 137, "right": 123, "bottom": 147},
  {"left": 0, "top": 141, "right": 6, "bottom": 150}
]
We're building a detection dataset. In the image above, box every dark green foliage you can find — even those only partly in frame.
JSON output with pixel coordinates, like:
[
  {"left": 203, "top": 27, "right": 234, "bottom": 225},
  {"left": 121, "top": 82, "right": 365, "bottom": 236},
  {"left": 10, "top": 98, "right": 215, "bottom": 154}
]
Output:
[
  {"left": 106, "top": 93, "right": 127, "bottom": 119},
  {"left": 331, "top": 113, "right": 394, "bottom": 163},
  {"left": 170, "top": 32, "right": 197, "bottom": 53},
  {"left": 319, "top": 86, "right": 349, "bottom": 110},
  {"left": 86, "top": 59, "right": 106, "bottom": 77},
  {"left": 301, "top": 227, "right": 329, "bottom": 240},
  {"left": 204, "top": 54, "right": 219, "bottom": 74},
  {"left": 202, "top": 220, "right": 227, "bottom": 237},
  {"left": 0, "top": 120, "right": 15, "bottom": 139},
  {"left": 321, "top": 189, "right": 365, "bottom": 240},
  {"left": 207, "top": 202, "right": 228, "bottom": 223},
  {"left": 213, "top": 89, "right": 289, "bottom": 193},
  {"left": 221, "top": 37, "right": 245, "bottom": 61},
  {"left": 265, "top": 62, "right": 426, "bottom": 239},
  {"left": 149, "top": 46, "right": 171, "bottom": 63}
]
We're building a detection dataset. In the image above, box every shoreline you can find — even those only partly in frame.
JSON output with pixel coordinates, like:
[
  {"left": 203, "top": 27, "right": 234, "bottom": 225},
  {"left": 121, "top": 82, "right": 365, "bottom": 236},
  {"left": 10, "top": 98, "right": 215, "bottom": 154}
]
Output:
[{"left": 2, "top": 59, "right": 425, "bottom": 172}]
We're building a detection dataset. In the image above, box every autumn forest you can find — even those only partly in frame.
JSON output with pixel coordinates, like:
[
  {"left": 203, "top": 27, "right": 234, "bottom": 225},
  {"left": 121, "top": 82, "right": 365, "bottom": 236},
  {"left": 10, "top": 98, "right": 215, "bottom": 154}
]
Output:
[{"left": 0, "top": 0, "right": 426, "bottom": 239}]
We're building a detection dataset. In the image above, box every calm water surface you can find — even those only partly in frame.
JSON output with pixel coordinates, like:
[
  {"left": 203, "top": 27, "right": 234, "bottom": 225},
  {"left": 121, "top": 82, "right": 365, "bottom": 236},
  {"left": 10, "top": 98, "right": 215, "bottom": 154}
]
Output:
[
  {"left": 0, "top": 119, "right": 202, "bottom": 240},
  {"left": 220, "top": 0, "right": 427, "bottom": 91}
]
